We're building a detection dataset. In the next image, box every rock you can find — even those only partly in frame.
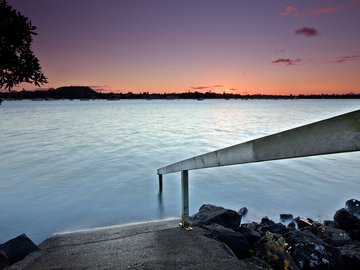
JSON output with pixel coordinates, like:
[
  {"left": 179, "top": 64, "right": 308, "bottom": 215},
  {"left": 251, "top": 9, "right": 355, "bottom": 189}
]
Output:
[
  {"left": 0, "top": 250, "right": 10, "bottom": 270},
  {"left": 267, "top": 223, "right": 286, "bottom": 234},
  {"left": 323, "top": 220, "right": 335, "bottom": 228},
  {"left": 255, "top": 239, "right": 300, "bottom": 270},
  {"left": 348, "top": 229, "right": 360, "bottom": 240},
  {"left": 203, "top": 224, "right": 250, "bottom": 258},
  {"left": 334, "top": 208, "right": 360, "bottom": 232},
  {"left": 238, "top": 226, "right": 262, "bottom": 245},
  {"left": 280, "top": 214, "right": 293, "bottom": 221},
  {"left": 0, "top": 234, "right": 40, "bottom": 265},
  {"left": 238, "top": 207, "right": 248, "bottom": 218},
  {"left": 284, "top": 230, "right": 339, "bottom": 270},
  {"left": 345, "top": 199, "right": 360, "bottom": 218},
  {"left": 241, "top": 256, "right": 273, "bottom": 270},
  {"left": 190, "top": 204, "right": 240, "bottom": 230},
  {"left": 294, "top": 217, "right": 312, "bottom": 229},
  {"left": 322, "top": 227, "right": 351, "bottom": 247},
  {"left": 260, "top": 217, "right": 275, "bottom": 227},
  {"left": 288, "top": 221, "right": 296, "bottom": 230},
  {"left": 337, "top": 241, "right": 360, "bottom": 270}
]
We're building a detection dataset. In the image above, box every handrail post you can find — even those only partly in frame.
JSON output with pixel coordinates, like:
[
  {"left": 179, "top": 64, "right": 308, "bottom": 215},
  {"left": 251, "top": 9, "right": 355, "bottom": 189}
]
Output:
[
  {"left": 158, "top": 174, "right": 163, "bottom": 193},
  {"left": 180, "top": 170, "right": 191, "bottom": 229}
]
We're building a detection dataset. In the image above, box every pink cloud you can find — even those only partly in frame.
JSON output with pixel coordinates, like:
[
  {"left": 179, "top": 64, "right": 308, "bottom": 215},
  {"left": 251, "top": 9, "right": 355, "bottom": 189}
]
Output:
[
  {"left": 280, "top": 6, "right": 297, "bottom": 16},
  {"left": 295, "top": 27, "right": 319, "bottom": 37},
  {"left": 304, "top": 6, "right": 343, "bottom": 16},
  {"left": 190, "top": 85, "right": 223, "bottom": 90},
  {"left": 330, "top": 55, "right": 360, "bottom": 64},
  {"left": 272, "top": 58, "right": 301, "bottom": 66}
]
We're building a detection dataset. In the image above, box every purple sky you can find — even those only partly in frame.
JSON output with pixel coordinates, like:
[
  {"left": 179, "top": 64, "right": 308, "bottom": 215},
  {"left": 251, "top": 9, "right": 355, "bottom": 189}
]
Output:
[{"left": 8, "top": 0, "right": 360, "bottom": 94}]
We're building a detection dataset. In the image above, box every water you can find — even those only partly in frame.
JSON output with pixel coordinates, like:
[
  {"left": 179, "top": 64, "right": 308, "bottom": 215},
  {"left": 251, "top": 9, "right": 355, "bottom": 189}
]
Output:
[{"left": 0, "top": 99, "right": 359, "bottom": 244}]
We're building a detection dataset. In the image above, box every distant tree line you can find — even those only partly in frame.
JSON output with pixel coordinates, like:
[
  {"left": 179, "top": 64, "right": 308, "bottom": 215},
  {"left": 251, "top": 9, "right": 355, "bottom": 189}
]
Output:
[{"left": 0, "top": 86, "right": 359, "bottom": 100}]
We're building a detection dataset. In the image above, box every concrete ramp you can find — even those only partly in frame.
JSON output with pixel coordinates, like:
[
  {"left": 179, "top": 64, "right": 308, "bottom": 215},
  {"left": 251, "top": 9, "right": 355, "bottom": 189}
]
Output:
[{"left": 9, "top": 220, "right": 249, "bottom": 269}]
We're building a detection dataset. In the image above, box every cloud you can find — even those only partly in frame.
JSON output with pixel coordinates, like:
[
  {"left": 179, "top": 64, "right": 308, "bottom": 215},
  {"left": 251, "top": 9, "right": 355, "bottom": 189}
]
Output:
[
  {"left": 228, "top": 88, "right": 237, "bottom": 91},
  {"left": 295, "top": 27, "right": 319, "bottom": 37},
  {"left": 330, "top": 55, "right": 360, "bottom": 64},
  {"left": 305, "top": 6, "right": 343, "bottom": 16},
  {"left": 190, "top": 85, "right": 223, "bottom": 90},
  {"left": 272, "top": 58, "right": 301, "bottom": 66},
  {"left": 280, "top": 6, "right": 297, "bottom": 16}
]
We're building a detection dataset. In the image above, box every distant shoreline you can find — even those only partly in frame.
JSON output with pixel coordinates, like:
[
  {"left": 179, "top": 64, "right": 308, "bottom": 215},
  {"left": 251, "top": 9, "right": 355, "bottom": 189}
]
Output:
[{"left": 1, "top": 87, "right": 359, "bottom": 101}]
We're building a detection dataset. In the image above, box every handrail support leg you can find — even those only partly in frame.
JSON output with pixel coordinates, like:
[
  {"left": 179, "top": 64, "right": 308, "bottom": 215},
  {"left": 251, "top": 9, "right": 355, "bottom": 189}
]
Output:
[
  {"left": 158, "top": 174, "right": 163, "bottom": 193},
  {"left": 180, "top": 170, "right": 191, "bottom": 230}
]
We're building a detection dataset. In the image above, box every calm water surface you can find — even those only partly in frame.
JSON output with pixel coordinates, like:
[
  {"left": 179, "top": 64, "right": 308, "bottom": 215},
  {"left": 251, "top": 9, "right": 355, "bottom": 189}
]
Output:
[{"left": 0, "top": 99, "right": 359, "bottom": 243}]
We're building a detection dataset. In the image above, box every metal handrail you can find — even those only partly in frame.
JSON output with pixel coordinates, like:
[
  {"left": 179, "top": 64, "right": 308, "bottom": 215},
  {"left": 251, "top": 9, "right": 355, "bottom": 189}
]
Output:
[{"left": 157, "top": 110, "right": 360, "bottom": 228}]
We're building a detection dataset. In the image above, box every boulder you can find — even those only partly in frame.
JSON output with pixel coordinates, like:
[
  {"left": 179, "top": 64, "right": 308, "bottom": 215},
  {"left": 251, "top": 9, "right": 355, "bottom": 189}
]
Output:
[
  {"left": 0, "top": 234, "right": 39, "bottom": 265},
  {"left": 238, "top": 207, "right": 248, "bottom": 218},
  {"left": 237, "top": 226, "right": 262, "bottom": 245},
  {"left": 284, "top": 230, "right": 339, "bottom": 270},
  {"left": 241, "top": 256, "right": 273, "bottom": 270},
  {"left": 337, "top": 241, "right": 360, "bottom": 270},
  {"left": 322, "top": 227, "right": 351, "bottom": 247},
  {"left": 334, "top": 208, "right": 360, "bottom": 232},
  {"left": 345, "top": 199, "right": 360, "bottom": 218},
  {"left": 203, "top": 224, "right": 250, "bottom": 258},
  {"left": 255, "top": 239, "right": 300, "bottom": 270},
  {"left": 190, "top": 204, "right": 241, "bottom": 230},
  {"left": 0, "top": 250, "right": 9, "bottom": 270},
  {"left": 280, "top": 214, "right": 294, "bottom": 222}
]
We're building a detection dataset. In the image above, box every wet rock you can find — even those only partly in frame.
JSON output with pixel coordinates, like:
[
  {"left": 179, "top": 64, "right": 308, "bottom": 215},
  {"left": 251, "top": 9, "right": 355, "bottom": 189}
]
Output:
[
  {"left": 322, "top": 227, "right": 351, "bottom": 247},
  {"left": 190, "top": 204, "right": 240, "bottom": 230},
  {"left": 345, "top": 199, "right": 360, "bottom": 218},
  {"left": 238, "top": 226, "right": 262, "bottom": 245},
  {"left": 241, "top": 256, "right": 273, "bottom": 270},
  {"left": 323, "top": 220, "right": 335, "bottom": 228},
  {"left": 337, "top": 241, "right": 360, "bottom": 270},
  {"left": 0, "top": 234, "right": 40, "bottom": 265},
  {"left": 203, "top": 224, "right": 250, "bottom": 258},
  {"left": 348, "top": 229, "right": 360, "bottom": 240},
  {"left": 0, "top": 250, "right": 10, "bottom": 270},
  {"left": 255, "top": 239, "right": 300, "bottom": 270},
  {"left": 294, "top": 217, "right": 312, "bottom": 229},
  {"left": 267, "top": 223, "right": 286, "bottom": 234},
  {"left": 288, "top": 221, "right": 296, "bottom": 230},
  {"left": 334, "top": 208, "right": 360, "bottom": 232},
  {"left": 280, "top": 214, "right": 294, "bottom": 221},
  {"left": 260, "top": 217, "right": 275, "bottom": 227},
  {"left": 284, "top": 230, "right": 339, "bottom": 270},
  {"left": 238, "top": 207, "right": 248, "bottom": 218}
]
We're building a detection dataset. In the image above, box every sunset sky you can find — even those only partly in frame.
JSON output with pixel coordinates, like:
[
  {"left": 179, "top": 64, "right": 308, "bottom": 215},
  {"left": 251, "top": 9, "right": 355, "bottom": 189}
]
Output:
[{"left": 8, "top": 0, "right": 360, "bottom": 95}]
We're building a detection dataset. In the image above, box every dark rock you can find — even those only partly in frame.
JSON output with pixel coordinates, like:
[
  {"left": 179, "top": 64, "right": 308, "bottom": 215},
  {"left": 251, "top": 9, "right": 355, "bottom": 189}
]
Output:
[
  {"left": 322, "top": 227, "right": 351, "bottom": 247},
  {"left": 294, "top": 217, "right": 312, "bottom": 229},
  {"left": 255, "top": 239, "right": 300, "bottom": 270},
  {"left": 323, "top": 220, "right": 336, "bottom": 228},
  {"left": 238, "top": 207, "right": 248, "bottom": 218},
  {"left": 241, "top": 256, "right": 273, "bottom": 270},
  {"left": 267, "top": 223, "right": 286, "bottom": 234},
  {"left": 242, "top": 222, "right": 262, "bottom": 231},
  {"left": 203, "top": 224, "right": 250, "bottom": 258},
  {"left": 345, "top": 199, "right": 360, "bottom": 218},
  {"left": 288, "top": 221, "right": 296, "bottom": 230},
  {"left": 0, "top": 250, "right": 10, "bottom": 270},
  {"left": 190, "top": 204, "right": 240, "bottom": 230},
  {"left": 284, "top": 230, "right": 339, "bottom": 270},
  {"left": 337, "top": 241, "right": 360, "bottom": 270},
  {"left": 0, "top": 234, "right": 40, "bottom": 265},
  {"left": 334, "top": 208, "right": 360, "bottom": 232},
  {"left": 238, "top": 227, "right": 262, "bottom": 245},
  {"left": 280, "top": 213, "right": 293, "bottom": 221},
  {"left": 260, "top": 217, "right": 275, "bottom": 227},
  {"left": 348, "top": 229, "right": 360, "bottom": 240}
]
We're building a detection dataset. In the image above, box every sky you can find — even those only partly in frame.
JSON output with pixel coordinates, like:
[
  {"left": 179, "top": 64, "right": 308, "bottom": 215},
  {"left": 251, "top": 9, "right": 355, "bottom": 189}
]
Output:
[{"left": 8, "top": 0, "right": 360, "bottom": 95}]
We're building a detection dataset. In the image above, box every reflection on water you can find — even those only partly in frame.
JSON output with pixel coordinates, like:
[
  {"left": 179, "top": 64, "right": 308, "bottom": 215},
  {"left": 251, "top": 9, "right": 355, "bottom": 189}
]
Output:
[{"left": 0, "top": 99, "right": 359, "bottom": 243}]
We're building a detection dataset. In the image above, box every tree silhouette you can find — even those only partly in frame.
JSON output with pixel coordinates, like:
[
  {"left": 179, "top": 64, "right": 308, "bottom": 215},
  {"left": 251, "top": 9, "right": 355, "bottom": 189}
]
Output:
[{"left": 0, "top": 0, "right": 47, "bottom": 90}]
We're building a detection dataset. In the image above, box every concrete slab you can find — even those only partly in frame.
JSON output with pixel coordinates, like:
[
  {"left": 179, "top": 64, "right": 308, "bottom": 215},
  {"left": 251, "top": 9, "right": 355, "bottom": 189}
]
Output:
[{"left": 9, "top": 219, "right": 250, "bottom": 269}]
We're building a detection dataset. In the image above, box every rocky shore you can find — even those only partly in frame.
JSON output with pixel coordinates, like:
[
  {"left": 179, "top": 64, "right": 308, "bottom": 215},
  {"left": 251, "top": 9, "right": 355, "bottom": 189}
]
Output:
[
  {"left": 190, "top": 199, "right": 360, "bottom": 270},
  {"left": 1, "top": 199, "right": 359, "bottom": 269}
]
